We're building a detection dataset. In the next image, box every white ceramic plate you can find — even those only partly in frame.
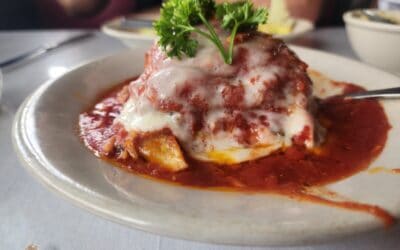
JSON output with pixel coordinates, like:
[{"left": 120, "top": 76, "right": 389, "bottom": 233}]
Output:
[
  {"left": 102, "top": 17, "right": 313, "bottom": 48},
  {"left": 13, "top": 45, "right": 400, "bottom": 246}
]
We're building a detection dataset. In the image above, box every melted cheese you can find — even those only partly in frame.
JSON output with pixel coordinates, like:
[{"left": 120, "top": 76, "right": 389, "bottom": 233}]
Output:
[{"left": 116, "top": 33, "right": 314, "bottom": 164}]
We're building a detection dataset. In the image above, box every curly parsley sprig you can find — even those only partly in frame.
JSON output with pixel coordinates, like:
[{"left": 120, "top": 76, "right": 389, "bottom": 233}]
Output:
[{"left": 153, "top": 0, "right": 268, "bottom": 64}]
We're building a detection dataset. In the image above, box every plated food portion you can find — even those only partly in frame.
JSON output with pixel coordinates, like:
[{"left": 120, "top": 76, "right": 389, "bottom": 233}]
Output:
[
  {"left": 81, "top": 0, "right": 395, "bottom": 225},
  {"left": 12, "top": 4, "right": 400, "bottom": 242},
  {"left": 119, "top": 32, "right": 315, "bottom": 165}
]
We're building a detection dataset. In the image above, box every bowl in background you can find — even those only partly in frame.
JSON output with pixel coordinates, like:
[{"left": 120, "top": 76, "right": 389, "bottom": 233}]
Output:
[
  {"left": 102, "top": 16, "right": 314, "bottom": 49},
  {"left": 343, "top": 9, "right": 400, "bottom": 74},
  {"left": 102, "top": 15, "right": 155, "bottom": 48}
]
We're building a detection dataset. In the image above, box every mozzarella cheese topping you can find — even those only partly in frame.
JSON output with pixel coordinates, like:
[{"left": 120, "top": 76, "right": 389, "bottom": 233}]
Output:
[{"left": 116, "top": 33, "right": 314, "bottom": 164}]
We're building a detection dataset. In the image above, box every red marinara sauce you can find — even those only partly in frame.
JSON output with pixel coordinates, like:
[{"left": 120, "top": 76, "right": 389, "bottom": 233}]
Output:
[{"left": 79, "top": 78, "right": 393, "bottom": 226}]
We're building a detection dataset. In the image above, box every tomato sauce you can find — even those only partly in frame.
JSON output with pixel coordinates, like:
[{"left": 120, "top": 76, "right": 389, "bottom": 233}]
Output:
[{"left": 79, "top": 78, "right": 394, "bottom": 226}]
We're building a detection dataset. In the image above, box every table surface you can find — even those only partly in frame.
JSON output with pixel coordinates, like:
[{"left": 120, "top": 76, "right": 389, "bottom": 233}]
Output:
[{"left": 1, "top": 28, "right": 399, "bottom": 250}]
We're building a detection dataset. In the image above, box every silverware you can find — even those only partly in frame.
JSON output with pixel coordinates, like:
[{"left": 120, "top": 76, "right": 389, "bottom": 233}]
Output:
[
  {"left": 343, "top": 87, "right": 400, "bottom": 100},
  {"left": 119, "top": 18, "right": 154, "bottom": 30},
  {"left": 358, "top": 10, "right": 398, "bottom": 25},
  {"left": 0, "top": 32, "right": 94, "bottom": 69},
  {"left": 0, "top": 69, "right": 3, "bottom": 102}
]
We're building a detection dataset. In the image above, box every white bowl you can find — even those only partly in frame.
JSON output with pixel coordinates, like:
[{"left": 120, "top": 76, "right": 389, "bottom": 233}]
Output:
[
  {"left": 102, "top": 16, "right": 314, "bottom": 48},
  {"left": 343, "top": 9, "right": 400, "bottom": 74},
  {"left": 101, "top": 16, "right": 155, "bottom": 48}
]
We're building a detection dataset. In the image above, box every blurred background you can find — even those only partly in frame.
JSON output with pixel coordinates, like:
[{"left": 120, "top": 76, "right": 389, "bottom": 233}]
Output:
[
  {"left": 1, "top": 0, "right": 400, "bottom": 73},
  {"left": 1, "top": 0, "right": 399, "bottom": 30}
]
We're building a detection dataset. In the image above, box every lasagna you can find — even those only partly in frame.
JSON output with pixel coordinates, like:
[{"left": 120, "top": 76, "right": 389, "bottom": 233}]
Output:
[{"left": 113, "top": 33, "right": 315, "bottom": 170}]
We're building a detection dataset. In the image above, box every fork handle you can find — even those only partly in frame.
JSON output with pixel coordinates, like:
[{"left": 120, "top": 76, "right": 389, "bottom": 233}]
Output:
[{"left": 345, "top": 87, "right": 400, "bottom": 100}]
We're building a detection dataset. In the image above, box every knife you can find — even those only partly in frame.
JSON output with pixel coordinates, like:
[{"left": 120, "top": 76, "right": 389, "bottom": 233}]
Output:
[{"left": 0, "top": 32, "right": 94, "bottom": 69}]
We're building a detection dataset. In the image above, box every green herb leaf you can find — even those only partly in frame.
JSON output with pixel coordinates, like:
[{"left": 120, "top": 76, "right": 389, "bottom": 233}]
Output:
[
  {"left": 154, "top": 0, "right": 202, "bottom": 58},
  {"left": 153, "top": 0, "right": 268, "bottom": 64},
  {"left": 216, "top": 1, "right": 268, "bottom": 32},
  {"left": 216, "top": 1, "right": 267, "bottom": 64}
]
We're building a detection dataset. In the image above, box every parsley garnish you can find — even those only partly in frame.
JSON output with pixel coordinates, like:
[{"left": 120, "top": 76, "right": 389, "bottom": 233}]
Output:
[{"left": 154, "top": 0, "right": 268, "bottom": 64}]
